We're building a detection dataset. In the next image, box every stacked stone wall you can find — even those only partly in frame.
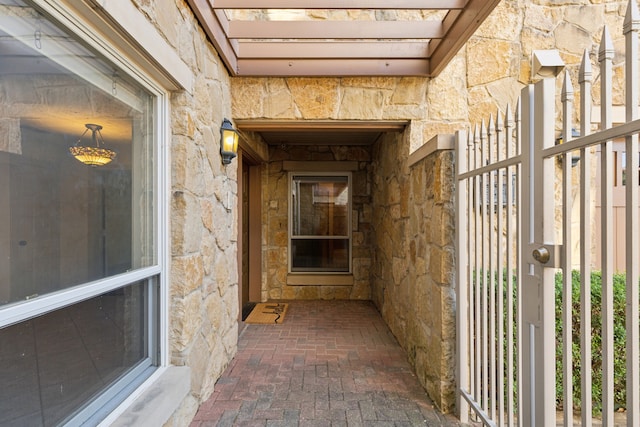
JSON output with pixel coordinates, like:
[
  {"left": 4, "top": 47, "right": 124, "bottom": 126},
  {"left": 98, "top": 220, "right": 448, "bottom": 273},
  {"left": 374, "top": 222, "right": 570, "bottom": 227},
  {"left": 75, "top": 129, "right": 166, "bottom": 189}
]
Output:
[
  {"left": 128, "top": 1, "right": 241, "bottom": 425},
  {"left": 371, "top": 132, "right": 456, "bottom": 412}
]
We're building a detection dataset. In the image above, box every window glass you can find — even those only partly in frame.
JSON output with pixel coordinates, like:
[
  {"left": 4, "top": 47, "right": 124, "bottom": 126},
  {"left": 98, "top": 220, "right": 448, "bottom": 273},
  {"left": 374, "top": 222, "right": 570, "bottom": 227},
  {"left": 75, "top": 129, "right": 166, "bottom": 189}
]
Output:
[
  {"left": 291, "top": 239, "right": 349, "bottom": 271},
  {"left": 292, "top": 176, "right": 349, "bottom": 236},
  {"left": 0, "top": 281, "right": 151, "bottom": 426},
  {"left": 290, "top": 175, "right": 350, "bottom": 272},
  {"left": 0, "top": 0, "right": 156, "bottom": 307},
  {"left": 0, "top": 1, "right": 161, "bottom": 424}
]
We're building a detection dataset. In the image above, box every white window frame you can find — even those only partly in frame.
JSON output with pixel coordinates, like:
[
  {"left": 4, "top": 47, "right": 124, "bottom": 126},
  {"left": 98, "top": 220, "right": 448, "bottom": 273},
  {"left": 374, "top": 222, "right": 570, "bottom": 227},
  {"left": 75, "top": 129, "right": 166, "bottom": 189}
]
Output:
[
  {"left": 0, "top": 0, "right": 172, "bottom": 424},
  {"left": 288, "top": 171, "right": 353, "bottom": 274}
]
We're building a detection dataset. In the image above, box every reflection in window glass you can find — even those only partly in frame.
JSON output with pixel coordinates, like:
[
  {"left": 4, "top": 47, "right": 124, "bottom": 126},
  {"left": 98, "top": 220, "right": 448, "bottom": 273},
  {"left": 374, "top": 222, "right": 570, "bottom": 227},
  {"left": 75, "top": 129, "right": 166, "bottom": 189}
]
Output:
[
  {"left": 0, "top": 281, "right": 150, "bottom": 426},
  {"left": 290, "top": 175, "right": 350, "bottom": 272},
  {"left": 0, "top": 1, "right": 160, "bottom": 424},
  {"left": 0, "top": 0, "right": 156, "bottom": 307},
  {"left": 291, "top": 239, "right": 349, "bottom": 271}
]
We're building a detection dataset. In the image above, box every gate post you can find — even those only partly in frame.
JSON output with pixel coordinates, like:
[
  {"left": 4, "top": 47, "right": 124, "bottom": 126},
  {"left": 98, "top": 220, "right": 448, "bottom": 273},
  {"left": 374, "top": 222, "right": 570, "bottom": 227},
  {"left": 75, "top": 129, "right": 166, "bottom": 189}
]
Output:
[{"left": 520, "top": 76, "right": 558, "bottom": 427}]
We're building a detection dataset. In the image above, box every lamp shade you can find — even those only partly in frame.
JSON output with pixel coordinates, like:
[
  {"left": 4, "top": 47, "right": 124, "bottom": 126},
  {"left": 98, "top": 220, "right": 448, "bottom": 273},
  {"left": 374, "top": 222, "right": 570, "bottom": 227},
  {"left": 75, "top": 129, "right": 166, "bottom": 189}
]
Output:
[
  {"left": 220, "top": 118, "right": 238, "bottom": 165},
  {"left": 69, "top": 123, "right": 116, "bottom": 166}
]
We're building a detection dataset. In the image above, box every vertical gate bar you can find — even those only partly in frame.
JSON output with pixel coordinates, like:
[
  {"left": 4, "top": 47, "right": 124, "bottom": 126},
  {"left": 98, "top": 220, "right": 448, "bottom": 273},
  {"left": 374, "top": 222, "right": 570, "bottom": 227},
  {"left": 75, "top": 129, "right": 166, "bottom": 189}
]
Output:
[
  {"left": 561, "top": 70, "right": 574, "bottom": 427},
  {"left": 515, "top": 98, "right": 523, "bottom": 427},
  {"left": 468, "top": 130, "right": 476, "bottom": 421},
  {"left": 496, "top": 112, "right": 506, "bottom": 427},
  {"left": 481, "top": 120, "right": 490, "bottom": 413},
  {"left": 505, "top": 104, "right": 516, "bottom": 427},
  {"left": 624, "top": 2, "right": 640, "bottom": 425},
  {"left": 468, "top": 130, "right": 476, "bottom": 416},
  {"left": 474, "top": 125, "right": 483, "bottom": 406},
  {"left": 519, "top": 83, "right": 534, "bottom": 427},
  {"left": 456, "top": 129, "right": 470, "bottom": 424},
  {"left": 599, "top": 27, "right": 615, "bottom": 426},
  {"left": 578, "top": 49, "right": 593, "bottom": 427},
  {"left": 488, "top": 116, "right": 497, "bottom": 421}
]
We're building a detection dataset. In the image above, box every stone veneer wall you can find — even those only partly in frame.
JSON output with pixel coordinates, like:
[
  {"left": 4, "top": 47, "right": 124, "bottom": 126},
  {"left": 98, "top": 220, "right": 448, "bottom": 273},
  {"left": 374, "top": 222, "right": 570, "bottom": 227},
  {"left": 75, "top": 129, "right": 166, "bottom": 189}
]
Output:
[
  {"left": 370, "top": 132, "right": 456, "bottom": 412},
  {"left": 263, "top": 144, "right": 373, "bottom": 300},
  {"left": 231, "top": 77, "right": 457, "bottom": 151},
  {"left": 125, "top": 1, "right": 242, "bottom": 425},
  {"left": 464, "top": 0, "right": 630, "bottom": 126}
]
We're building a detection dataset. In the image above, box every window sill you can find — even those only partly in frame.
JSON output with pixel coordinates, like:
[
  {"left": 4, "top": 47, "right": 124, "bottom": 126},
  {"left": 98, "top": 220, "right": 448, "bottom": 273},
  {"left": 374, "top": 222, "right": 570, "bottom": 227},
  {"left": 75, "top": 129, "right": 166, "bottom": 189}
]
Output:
[
  {"left": 287, "top": 274, "right": 354, "bottom": 286},
  {"left": 103, "top": 366, "right": 190, "bottom": 427}
]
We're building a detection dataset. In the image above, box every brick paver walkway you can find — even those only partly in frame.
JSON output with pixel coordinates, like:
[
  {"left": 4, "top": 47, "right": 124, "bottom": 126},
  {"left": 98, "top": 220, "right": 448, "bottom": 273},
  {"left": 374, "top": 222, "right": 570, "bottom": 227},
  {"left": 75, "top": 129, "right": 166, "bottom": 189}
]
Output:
[{"left": 191, "top": 300, "right": 462, "bottom": 426}]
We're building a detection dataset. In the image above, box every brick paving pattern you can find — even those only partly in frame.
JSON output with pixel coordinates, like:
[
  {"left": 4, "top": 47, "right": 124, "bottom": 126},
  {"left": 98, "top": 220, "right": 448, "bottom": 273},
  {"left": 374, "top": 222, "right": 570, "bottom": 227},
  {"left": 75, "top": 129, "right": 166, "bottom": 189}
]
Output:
[{"left": 191, "top": 300, "right": 461, "bottom": 426}]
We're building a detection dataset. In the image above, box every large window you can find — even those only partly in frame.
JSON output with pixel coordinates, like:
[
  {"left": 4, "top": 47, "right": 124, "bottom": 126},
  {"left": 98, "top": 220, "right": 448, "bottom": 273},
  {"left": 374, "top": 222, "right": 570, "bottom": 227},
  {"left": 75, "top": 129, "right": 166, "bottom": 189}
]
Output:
[
  {"left": 0, "top": 1, "right": 162, "bottom": 425},
  {"left": 290, "top": 174, "right": 351, "bottom": 273}
]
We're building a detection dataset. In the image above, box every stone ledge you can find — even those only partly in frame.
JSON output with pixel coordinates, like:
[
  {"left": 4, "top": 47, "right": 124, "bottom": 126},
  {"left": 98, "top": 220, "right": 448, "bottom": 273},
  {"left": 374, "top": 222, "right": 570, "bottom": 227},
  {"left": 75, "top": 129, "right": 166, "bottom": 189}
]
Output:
[
  {"left": 283, "top": 161, "right": 359, "bottom": 171},
  {"left": 408, "top": 134, "right": 454, "bottom": 168},
  {"left": 287, "top": 274, "right": 354, "bottom": 286},
  {"left": 105, "top": 366, "right": 191, "bottom": 427}
]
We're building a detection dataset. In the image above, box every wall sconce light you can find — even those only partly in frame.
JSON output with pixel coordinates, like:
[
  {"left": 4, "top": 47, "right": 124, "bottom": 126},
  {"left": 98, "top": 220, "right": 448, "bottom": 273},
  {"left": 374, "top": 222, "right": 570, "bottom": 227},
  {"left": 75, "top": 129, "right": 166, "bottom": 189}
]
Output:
[
  {"left": 69, "top": 123, "right": 117, "bottom": 166},
  {"left": 220, "top": 118, "right": 239, "bottom": 165},
  {"left": 555, "top": 128, "right": 581, "bottom": 167}
]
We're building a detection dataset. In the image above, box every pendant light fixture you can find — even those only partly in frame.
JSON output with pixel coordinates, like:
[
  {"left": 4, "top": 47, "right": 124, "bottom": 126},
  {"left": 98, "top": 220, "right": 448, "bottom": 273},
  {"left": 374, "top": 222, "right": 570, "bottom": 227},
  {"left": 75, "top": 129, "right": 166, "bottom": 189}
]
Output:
[{"left": 69, "top": 123, "right": 117, "bottom": 166}]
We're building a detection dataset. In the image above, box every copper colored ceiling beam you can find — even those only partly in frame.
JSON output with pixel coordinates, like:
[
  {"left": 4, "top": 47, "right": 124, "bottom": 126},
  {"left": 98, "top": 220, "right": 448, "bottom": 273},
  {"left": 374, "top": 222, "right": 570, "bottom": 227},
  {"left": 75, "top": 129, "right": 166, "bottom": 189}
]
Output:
[
  {"left": 186, "top": 0, "right": 500, "bottom": 77},
  {"left": 227, "top": 20, "right": 443, "bottom": 40},
  {"left": 210, "top": 0, "right": 468, "bottom": 9},
  {"left": 236, "top": 41, "right": 430, "bottom": 59}
]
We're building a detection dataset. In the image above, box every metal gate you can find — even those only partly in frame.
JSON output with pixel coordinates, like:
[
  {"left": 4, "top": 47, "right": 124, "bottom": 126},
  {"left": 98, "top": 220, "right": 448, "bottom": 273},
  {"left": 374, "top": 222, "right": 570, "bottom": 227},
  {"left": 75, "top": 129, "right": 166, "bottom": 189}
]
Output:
[{"left": 456, "top": 2, "right": 640, "bottom": 426}]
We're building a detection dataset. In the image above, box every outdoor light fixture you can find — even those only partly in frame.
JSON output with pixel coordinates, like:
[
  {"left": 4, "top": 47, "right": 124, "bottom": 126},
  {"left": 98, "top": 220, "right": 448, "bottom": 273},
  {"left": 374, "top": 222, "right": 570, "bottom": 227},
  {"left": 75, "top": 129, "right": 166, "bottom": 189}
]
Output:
[
  {"left": 220, "top": 118, "right": 239, "bottom": 165},
  {"left": 69, "top": 123, "right": 117, "bottom": 166}
]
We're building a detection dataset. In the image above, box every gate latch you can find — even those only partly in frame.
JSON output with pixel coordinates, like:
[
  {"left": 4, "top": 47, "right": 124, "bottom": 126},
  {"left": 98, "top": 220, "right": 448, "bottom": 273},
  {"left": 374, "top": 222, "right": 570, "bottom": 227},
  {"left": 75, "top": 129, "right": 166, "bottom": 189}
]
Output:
[
  {"left": 532, "top": 247, "right": 550, "bottom": 263},
  {"left": 528, "top": 244, "right": 562, "bottom": 267}
]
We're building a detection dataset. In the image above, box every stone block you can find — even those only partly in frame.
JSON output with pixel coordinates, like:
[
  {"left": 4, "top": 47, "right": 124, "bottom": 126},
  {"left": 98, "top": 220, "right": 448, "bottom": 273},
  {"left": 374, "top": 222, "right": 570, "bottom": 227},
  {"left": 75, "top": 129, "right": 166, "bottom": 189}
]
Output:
[
  {"left": 172, "top": 255, "right": 204, "bottom": 297},
  {"left": 298, "top": 286, "right": 320, "bottom": 299},
  {"left": 264, "top": 79, "right": 297, "bottom": 118},
  {"left": 350, "top": 280, "right": 370, "bottom": 299},
  {"left": 428, "top": 246, "right": 455, "bottom": 286},
  {"left": 555, "top": 22, "right": 593, "bottom": 56},
  {"left": 390, "top": 77, "right": 427, "bottom": 105},
  {"left": 427, "top": 55, "right": 468, "bottom": 121},
  {"left": 339, "top": 88, "right": 384, "bottom": 119},
  {"left": 187, "top": 334, "right": 210, "bottom": 397},
  {"left": 282, "top": 285, "right": 298, "bottom": 299},
  {"left": 288, "top": 78, "right": 339, "bottom": 118},
  {"left": 171, "top": 191, "right": 203, "bottom": 255},
  {"left": 170, "top": 290, "right": 203, "bottom": 353},
  {"left": 172, "top": 107, "right": 196, "bottom": 138},
  {"left": 466, "top": 38, "right": 516, "bottom": 87},
  {"left": 204, "top": 293, "right": 224, "bottom": 331},
  {"left": 231, "top": 78, "right": 265, "bottom": 118}
]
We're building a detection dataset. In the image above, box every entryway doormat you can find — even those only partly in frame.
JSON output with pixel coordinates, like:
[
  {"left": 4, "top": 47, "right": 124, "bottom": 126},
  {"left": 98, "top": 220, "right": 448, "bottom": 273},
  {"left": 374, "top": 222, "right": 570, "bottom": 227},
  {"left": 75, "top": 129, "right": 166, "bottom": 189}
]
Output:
[{"left": 245, "top": 303, "right": 288, "bottom": 324}]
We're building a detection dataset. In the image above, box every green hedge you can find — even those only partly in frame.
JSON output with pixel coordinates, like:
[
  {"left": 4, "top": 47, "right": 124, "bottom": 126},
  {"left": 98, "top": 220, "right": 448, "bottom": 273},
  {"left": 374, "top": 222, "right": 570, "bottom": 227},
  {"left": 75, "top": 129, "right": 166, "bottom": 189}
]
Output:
[{"left": 554, "top": 270, "right": 627, "bottom": 414}]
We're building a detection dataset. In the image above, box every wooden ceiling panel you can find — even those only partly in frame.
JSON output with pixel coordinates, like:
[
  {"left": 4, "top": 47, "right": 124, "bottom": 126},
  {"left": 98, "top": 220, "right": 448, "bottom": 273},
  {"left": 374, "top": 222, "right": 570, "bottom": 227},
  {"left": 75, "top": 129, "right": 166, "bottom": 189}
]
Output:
[
  {"left": 186, "top": 0, "right": 499, "bottom": 77},
  {"left": 211, "top": 0, "right": 468, "bottom": 10}
]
